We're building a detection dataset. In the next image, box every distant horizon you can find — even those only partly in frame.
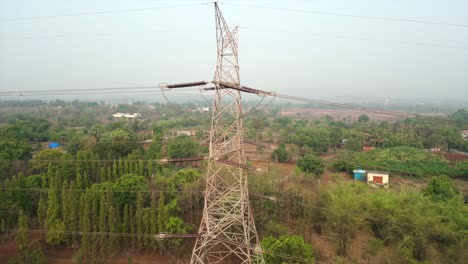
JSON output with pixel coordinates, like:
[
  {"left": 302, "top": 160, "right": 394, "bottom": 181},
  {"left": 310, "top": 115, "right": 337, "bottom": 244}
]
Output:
[{"left": 1, "top": 94, "right": 466, "bottom": 115}]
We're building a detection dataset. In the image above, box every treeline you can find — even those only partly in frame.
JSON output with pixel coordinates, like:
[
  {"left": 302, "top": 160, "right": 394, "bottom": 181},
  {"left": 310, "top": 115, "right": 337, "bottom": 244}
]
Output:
[
  {"left": 245, "top": 109, "right": 468, "bottom": 154},
  {"left": 329, "top": 146, "right": 468, "bottom": 179}
]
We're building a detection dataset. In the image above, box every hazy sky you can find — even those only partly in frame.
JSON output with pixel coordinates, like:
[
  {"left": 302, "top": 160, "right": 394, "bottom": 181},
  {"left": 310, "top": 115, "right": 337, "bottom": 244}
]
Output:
[{"left": 1, "top": 0, "right": 467, "bottom": 101}]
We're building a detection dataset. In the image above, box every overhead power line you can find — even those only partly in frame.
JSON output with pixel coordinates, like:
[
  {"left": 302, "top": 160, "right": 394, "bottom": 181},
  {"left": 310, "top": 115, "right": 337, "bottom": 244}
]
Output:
[
  {"left": 0, "top": 3, "right": 205, "bottom": 22},
  {"left": 0, "top": 228, "right": 320, "bottom": 264},
  {"left": 0, "top": 85, "right": 159, "bottom": 95},
  {"left": 0, "top": 157, "right": 206, "bottom": 163},
  {"left": 0, "top": 83, "right": 415, "bottom": 117},
  {"left": 3, "top": 27, "right": 465, "bottom": 51},
  {"left": 226, "top": 3, "right": 468, "bottom": 28},
  {"left": 274, "top": 94, "right": 413, "bottom": 118},
  {"left": 0, "top": 87, "right": 202, "bottom": 97},
  {"left": 0, "top": 187, "right": 203, "bottom": 195},
  {"left": 244, "top": 27, "right": 468, "bottom": 50}
]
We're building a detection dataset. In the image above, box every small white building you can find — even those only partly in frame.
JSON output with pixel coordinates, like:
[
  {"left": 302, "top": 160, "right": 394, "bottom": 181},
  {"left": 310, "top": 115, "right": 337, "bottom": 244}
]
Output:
[
  {"left": 176, "top": 130, "right": 196, "bottom": 136},
  {"left": 461, "top": 130, "right": 468, "bottom": 141},
  {"left": 191, "top": 107, "right": 210, "bottom": 113},
  {"left": 367, "top": 170, "right": 390, "bottom": 187},
  {"left": 123, "top": 113, "right": 141, "bottom": 118},
  {"left": 112, "top": 113, "right": 141, "bottom": 118}
]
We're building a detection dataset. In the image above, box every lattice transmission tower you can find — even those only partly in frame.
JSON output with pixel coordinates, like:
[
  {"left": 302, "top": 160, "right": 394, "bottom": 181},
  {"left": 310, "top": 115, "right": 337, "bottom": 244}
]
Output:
[{"left": 189, "top": 2, "right": 264, "bottom": 264}]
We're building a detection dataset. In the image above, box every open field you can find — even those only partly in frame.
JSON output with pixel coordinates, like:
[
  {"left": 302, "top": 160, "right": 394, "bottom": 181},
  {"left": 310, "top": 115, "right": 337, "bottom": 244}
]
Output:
[{"left": 281, "top": 108, "right": 407, "bottom": 121}]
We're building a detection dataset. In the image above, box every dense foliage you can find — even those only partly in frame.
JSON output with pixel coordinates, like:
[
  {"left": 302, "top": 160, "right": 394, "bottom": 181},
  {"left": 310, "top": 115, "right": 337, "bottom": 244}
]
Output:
[{"left": 261, "top": 235, "right": 314, "bottom": 263}]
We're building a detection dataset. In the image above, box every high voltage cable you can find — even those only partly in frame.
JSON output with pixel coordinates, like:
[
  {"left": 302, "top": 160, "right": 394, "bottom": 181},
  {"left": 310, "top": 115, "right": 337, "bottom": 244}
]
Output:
[
  {"left": 244, "top": 27, "right": 468, "bottom": 50},
  {"left": 3, "top": 28, "right": 465, "bottom": 50},
  {"left": 0, "top": 227, "right": 319, "bottom": 263},
  {"left": 0, "top": 85, "right": 415, "bottom": 118},
  {"left": 0, "top": 159, "right": 203, "bottom": 162},
  {"left": 226, "top": 3, "right": 468, "bottom": 29},
  {"left": 0, "top": 228, "right": 170, "bottom": 238},
  {"left": 0, "top": 87, "right": 202, "bottom": 96},
  {"left": 274, "top": 93, "right": 413, "bottom": 118},
  {"left": 0, "top": 187, "right": 204, "bottom": 194},
  {"left": 21, "top": 141, "right": 155, "bottom": 145},
  {"left": 0, "top": 85, "right": 159, "bottom": 95},
  {"left": 0, "top": 3, "right": 206, "bottom": 22},
  {"left": 0, "top": 187, "right": 275, "bottom": 202},
  {"left": 3, "top": 1, "right": 466, "bottom": 29}
]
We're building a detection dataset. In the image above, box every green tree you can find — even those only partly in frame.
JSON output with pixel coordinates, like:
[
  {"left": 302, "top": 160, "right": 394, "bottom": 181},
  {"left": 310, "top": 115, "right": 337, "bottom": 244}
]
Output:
[
  {"left": 358, "top": 114, "right": 370, "bottom": 122},
  {"left": 37, "top": 197, "right": 47, "bottom": 228},
  {"left": 167, "top": 135, "right": 200, "bottom": 158},
  {"left": 0, "top": 140, "right": 32, "bottom": 179},
  {"left": 450, "top": 108, "right": 468, "bottom": 128},
  {"left": 45, "top": 174, "right": 66, "bottom": 245},
  {"left": 16, "top": 210, "right": 28, "bottom": 251},
  {"left": 168, "top": 169, "right": 202, "bottom": 193},
  {"left": 296, "top": 154, "right": 324, "bottom": 176},
  {"left": 31, "top": 149, "right": 71, "bottom": 173},
  {"left": 147, "top": 134, "right": 163, "bottom": 159},
  {"left": 423, "top": 176, "right": 460, "bottom": 202},
  {"left": 112, "top": 174, "right": 148, "bottom": 208},
  {"left": 271, "top": 143, "right": 292, "bottom": 162},
  {"left": 261, "top": 235, "right": 314, "bottom": 264}
]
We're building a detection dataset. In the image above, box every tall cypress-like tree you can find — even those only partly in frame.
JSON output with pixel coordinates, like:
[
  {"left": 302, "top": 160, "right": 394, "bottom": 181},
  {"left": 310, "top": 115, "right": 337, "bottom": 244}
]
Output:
[
  {"left": 78, "top": 192, "right": 86, "bottom": 246},
  {"left": 83, "top": 171, "right": 90, "bottom": 189},
  {"left": 135, "top": 193, "right": 144, "bottom": 246},
  {"left": 61, "top": 180, "right": 71, "bottom": 244},
  {"left": 16, "top": 172, "right": 29, "bottom": 211},
  {"left": 16, "top": 210, "right": 28, "bottom": 251},
  {"left": 150, "top": 192, "right": 158, "bottom": 250},
  {"left": 45, "top": 174, "right": 65, "bottom": 245},
  {"left": 99, "top": 167, "right": 106, "bottom": 183},
  {"left": 147, "top": 160, "right": 153, "bottom": 178},
  {"left": 107, "top": 188, "right": 118, "bottom": 256},
  {"left": 37, "top": 197, "right": 47, "bottom": 229},
  {"left": 91, "top": 190, "right": 100, "bottom": 239},
  {"left": 118, "top": 159, "right": 124, "bottom": 177},
  {"left": 129, "top": 161, "right": 134, "bottom": 175},
  {"left": 69, "top": 181, "right": 79, "bottom": 246},
  {"left": 143, "top": 209, "right": 151, "bottom": 248},
  {"left": 98, "top": 191, "right": 108, "bottom": 257},
  {"left": 124, "top": 160, "right": 129, "bottom": 174},
  {"left": 157, "top": 191, "right": 167, "bottom": 232},
  {"left": 122, "top": 203, "right": 130, "bottom": 248},
  {"left": 80, "top": 191, "right": 92, "bottom": 251},
  {"left": 129, "top": 205, "right": 136, "bottom": 250},
  {"left": 106, "top": 166, "right": 112, "bottom": 182},
  {"left": 112, "top": 161, "right": 118, "bottom": 181},
  {"left": 46, "top": 163, "right": 54, "bottom": 182},
  {"left": 76, "top": 172, "right": 83, "bottom": 190},
  {"left": 138, "top": 160, "right": 144, "bottom": 176}
]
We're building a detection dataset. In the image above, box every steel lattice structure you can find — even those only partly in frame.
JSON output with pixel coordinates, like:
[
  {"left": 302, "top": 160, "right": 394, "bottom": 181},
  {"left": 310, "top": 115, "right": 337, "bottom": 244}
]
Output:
[{"left": 190, "top": 3, "right": 264, "bottom": 264}]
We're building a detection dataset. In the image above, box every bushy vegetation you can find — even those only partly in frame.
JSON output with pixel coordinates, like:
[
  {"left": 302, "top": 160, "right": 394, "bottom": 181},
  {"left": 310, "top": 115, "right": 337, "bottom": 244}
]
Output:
[
  {"left": 252, "top": 182, "right": 467, "bottom": 263},
  {"left": 352, "top": 146, "right": 468, "bottom": 179},
  {"left": 261, "top": 235, "right": 314, "bottom": 263}
]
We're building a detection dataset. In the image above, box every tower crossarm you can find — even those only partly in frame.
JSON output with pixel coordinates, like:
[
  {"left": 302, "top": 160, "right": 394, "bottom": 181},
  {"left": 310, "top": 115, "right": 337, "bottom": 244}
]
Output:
[
  {"left": 160, "top": 81, "right": 209, "bottom": 89},
  {"left": 211, "top": 81, "right": 275, "bottom": 96}
]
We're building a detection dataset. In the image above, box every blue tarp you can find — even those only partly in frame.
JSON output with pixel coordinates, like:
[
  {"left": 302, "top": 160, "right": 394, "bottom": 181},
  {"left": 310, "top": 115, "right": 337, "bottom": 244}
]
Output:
[{"left": 48, "top": 142, "right": 60, "bottom": 149}]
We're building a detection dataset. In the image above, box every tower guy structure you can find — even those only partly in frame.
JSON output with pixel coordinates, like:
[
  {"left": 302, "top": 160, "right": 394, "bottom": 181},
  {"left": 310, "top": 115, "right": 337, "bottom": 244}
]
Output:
[{"left": 189, "top": 3, "right": 264, "bottom": 264}]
